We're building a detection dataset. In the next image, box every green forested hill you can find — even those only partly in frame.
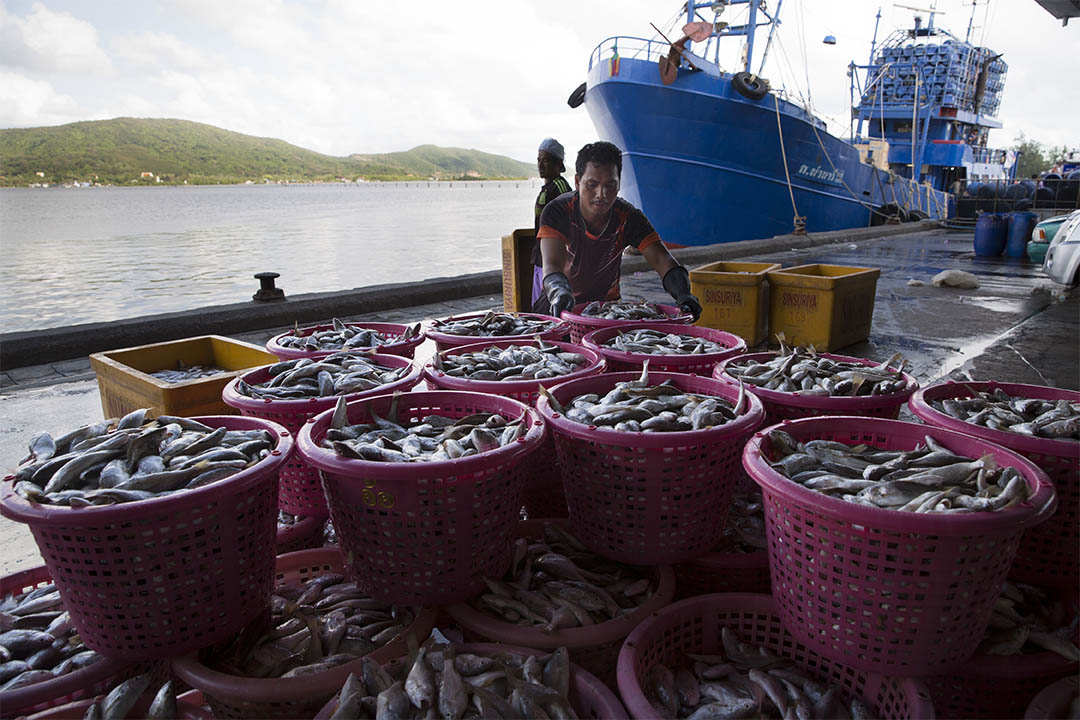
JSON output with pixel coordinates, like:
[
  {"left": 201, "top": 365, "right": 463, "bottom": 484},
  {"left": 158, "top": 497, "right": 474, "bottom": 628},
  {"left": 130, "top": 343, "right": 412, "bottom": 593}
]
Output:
[{"left": 0, "top": 117, "right": 534, "bottom": 186}]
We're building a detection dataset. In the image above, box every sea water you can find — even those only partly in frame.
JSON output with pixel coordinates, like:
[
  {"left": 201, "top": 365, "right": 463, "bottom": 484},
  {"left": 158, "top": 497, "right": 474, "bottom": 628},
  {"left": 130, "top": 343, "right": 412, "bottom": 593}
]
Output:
[{"left": 0, "top": 181, "right": 540, "bottom": 332}]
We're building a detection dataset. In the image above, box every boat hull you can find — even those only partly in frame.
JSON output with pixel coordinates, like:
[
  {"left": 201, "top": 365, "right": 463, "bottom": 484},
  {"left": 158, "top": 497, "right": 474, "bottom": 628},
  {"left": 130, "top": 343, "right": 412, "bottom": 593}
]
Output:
[{"left": 585, "top": 55, "right": 950, "bottom": 246}]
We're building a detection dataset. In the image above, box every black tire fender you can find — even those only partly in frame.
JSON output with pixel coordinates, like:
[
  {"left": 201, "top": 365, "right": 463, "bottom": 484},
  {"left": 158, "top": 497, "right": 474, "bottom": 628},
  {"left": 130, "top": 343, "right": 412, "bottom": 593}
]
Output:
[
  {"left": 567, "top": 82, "right": 586, "bottom": 109},
  {"left": 907, "top": 209, "right": 929, "bottom": 221},
  {"left": 732, "top": 71, "right": 769, "bottom": 101}
]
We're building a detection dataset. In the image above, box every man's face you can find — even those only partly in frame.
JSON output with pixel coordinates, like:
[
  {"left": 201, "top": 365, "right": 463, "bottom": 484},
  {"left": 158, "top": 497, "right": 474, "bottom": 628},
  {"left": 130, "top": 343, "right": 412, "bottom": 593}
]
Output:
[
  {"left": 537, "top": 151, "right": 561, "bottom": 180},
  {"left": 575, "top": 161, "right": 620, "bottom": 220}
]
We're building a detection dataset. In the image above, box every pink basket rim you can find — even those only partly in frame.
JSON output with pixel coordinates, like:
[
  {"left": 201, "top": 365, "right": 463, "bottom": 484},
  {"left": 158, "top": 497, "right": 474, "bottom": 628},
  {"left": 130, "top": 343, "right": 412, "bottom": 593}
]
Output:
[
  {"left": 422, "top": 339, "right": 606, "bottom": 395},
  {"left": 909, "top": 381, "right": 1080, "bottom": 457},
  {"left": 0, "top": 565, "right": 138, "bottom": 713},
  {"left": 313, "top": 642, "right": 628, "bottom": 720},
  {"left": 0, "top": 416, "right": 293, "bottom": 525},
  {"left": 560, "top": 302, "right": 692, "bottom": 326},
  {"left": 535, "top": 371, "right": 765, "bottom": 449},
  {"left": 743, "top": 416, "right": 1058, "bottom": 534},
  {"left": 222, "top": 353, "right": 421, "bottom": 413},
  {"left": 425, "top": 312, "right": 569, "bottom": 343},
  {"left": 445, "top": 518, "right": 676, "bottom": 648},
  {"left": 295, "top": 390, "right": 546, "bottom": 480},
  {"left": 715, "top": 352, "right": 919, "bottom": 409},
  {"left": 1025, "top": 675, "right": 1079, "bottom": 719},
  {"left": 581, "top": 322, "right": 747, "bottom": 366},
  {"left": 616, "top": 592, "right": 936, "bottom": 720},
  {"left": 265, "top": 322, "right": 425, "bottom": 359},
  {"left": 170, "top": 547, "right": 436, "bottom": 705}
]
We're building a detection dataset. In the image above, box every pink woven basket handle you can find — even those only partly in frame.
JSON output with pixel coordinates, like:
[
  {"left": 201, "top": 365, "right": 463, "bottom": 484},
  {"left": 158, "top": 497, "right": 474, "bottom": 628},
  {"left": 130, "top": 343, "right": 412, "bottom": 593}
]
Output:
[
  {"left": 266, "top": 322, "right": 425, "bottom": 360},
  {"left": 743, "top": 416, "right": 1058, "bottom": 534}
]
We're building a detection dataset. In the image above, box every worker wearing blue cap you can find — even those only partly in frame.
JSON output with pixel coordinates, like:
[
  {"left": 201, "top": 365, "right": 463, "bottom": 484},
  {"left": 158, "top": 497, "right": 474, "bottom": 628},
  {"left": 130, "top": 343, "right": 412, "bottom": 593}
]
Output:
[{"left": 531, "top": 138, "right": 573, "bottom": 309}]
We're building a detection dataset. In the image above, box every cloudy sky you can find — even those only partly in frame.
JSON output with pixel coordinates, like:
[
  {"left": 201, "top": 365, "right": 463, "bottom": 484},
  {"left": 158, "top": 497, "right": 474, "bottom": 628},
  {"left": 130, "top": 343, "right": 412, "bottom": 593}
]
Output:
[{"left": 0, "top": 0, "right": 1075, "bottom": 163}]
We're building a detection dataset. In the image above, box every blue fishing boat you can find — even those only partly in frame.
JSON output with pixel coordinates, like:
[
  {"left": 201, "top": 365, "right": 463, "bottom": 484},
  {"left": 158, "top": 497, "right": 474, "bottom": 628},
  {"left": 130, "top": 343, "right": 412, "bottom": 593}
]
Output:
[{"left": 570, "top": 1, "right": 1013, "bottom": 246}]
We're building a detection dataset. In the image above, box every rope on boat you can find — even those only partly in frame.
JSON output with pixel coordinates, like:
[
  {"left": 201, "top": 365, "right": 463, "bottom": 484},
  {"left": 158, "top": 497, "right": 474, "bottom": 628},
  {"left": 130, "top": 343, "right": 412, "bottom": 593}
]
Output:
[{"left": 773, "top": 94, "right": 807, "bottom": 235}]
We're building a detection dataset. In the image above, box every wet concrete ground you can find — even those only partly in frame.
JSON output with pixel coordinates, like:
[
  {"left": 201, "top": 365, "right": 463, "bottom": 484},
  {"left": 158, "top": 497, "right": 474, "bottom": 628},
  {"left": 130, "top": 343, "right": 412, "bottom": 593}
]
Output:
[{"left": 0, "top": 227, "right": 1075, "bottom": 574}]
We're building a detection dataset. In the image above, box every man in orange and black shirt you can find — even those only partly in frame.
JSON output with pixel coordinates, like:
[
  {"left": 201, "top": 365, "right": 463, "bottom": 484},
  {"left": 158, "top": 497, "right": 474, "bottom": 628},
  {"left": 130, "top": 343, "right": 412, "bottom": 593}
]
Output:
[{"left": 533, "top": 141, "right": 702, "bottom": 321}]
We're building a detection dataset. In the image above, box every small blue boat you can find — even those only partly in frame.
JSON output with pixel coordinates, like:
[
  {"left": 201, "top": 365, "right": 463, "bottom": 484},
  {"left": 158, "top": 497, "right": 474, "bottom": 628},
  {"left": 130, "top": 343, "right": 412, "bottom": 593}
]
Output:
[{"left": 571, "top": 1, "right": 1014, "bottom": 246}]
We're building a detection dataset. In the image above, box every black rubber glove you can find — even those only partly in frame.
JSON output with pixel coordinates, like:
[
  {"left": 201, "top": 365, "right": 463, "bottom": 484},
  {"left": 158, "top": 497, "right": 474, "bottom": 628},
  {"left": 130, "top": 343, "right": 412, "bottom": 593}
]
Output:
[
  {"left": 543, "top": 272, "right": 575, "bottom": 318},
  {"left": 662, "top": 265, "right": 703, "bottom": 322}
]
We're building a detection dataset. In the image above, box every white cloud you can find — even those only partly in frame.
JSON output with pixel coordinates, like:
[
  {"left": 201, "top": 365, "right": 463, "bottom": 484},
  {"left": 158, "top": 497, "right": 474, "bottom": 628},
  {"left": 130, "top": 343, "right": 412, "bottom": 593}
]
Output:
[
  {"left": 0, "top": 0, "right": 1075, "bottom": 160},
  {"left": 0, "top": 70, "right": 78, "bottom": 125}
]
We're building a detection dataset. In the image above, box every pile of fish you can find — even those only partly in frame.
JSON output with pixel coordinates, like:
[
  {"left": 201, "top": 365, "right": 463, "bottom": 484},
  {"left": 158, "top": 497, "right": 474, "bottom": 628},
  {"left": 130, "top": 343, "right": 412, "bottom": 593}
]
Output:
[
  {"left": 276, "top": 319, "right": 421, "bottom": 352},
  {"left": 926, "top": 388, "right": 1080, "bottom": 440},
  {"left": 723, "top": 344, "right": 908, "bottom": 396},
  {"left": 432, "top": 311, "right": 560, "bottom": 337},
  {"left": 643, "top": 628, "right": 877, "bottom": 719},
  {"left": 436, "top": 342, "right": 589, "bottom": 381},
  {"left": 12, "top": 409, "right": 273, "bottom": 507},
  {"left": 467, "top": 523, "right": 657, "bottom": 630},
  {"left": 601, "top": 328, "right": 727, "bottom": 356},
  {"left": 541, "top": 363, "right": 745, "bottom": 433},
  {"left": 234, "top": 353, "right": 409, "bottom": 400},
  {"left": 580, "top": 300, "right": 671, "bottom": 320},
  {"left": 211, "top": 571, "right": 415, "bottom": 679},
  {"left": 326, "top": 641, "right": 579, "bottom": 719},
  {"left": 323, "top": 395, "right": 528, "bottom": 462},
  {"left": 766, "top": 429, "right": 1033, "bottom": 513},
  {"left": 0, "top": 581, "right": 102, "bottom": 693},
  {"left": 977, "top": 581, "right": 1080, "bottom": 661},
  {"left": 81, "top": 674, "right": 176, "bottom": 720},
  {"left": 709, "top": 492, "right": 767, "bottom": 555},
  {"left": 149, "top": 363, "right": 225, "bottom": 383}
]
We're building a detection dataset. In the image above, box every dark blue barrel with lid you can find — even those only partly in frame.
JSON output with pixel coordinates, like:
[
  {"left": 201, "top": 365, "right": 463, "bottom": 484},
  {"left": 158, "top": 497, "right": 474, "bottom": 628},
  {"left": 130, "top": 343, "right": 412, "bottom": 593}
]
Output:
[
  {"left": 1006, "top": 211, "right": 1038, "bottom": 259},
  {"left": 974, "top": 213, "right": 1007, "bottom": 256}
]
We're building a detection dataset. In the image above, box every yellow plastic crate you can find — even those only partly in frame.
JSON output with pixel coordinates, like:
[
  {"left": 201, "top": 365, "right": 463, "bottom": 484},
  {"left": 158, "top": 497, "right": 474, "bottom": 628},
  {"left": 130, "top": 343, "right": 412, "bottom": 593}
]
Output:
[
  {"left": 89, "top": 335, "right": 278, "bottom": 419},
  {"left": 766, "top": 264, "right": 881, "bottom": 351},
  {"left": 501, "top": 228, "right": 538, "bottom": 313},
  {"left": 690, "top": 261, "right": 781, "bottom": 347}
]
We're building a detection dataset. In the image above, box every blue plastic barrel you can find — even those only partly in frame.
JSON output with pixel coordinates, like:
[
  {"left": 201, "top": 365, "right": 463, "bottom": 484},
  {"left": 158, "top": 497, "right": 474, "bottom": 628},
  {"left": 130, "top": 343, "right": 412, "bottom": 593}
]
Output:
[
  {"left": 1006, "top": 211, "right": 1038, "bottom": 259},
  {"left": 974, "top": 213, "right": 1007, "bottom": 256}
]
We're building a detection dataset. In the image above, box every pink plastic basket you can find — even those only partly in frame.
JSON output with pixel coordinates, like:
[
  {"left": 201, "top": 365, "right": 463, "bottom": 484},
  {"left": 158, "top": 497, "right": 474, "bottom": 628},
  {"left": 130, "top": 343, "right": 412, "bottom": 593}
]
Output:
[
  {"left": 445, "top": 518, "right": 675, "bottom": 687},
  {"left": 313, "top": 642, "right": 628, "bottom": 720},
  {"left": 617, "top": 593, "right": 936, "bottom": 720},
  {"left": 0, "top": 416, "right": 293, "bottom": 661},
  {"left": 425, "top": 312, "right": 569, "bottom": 353},
  {"left": 170, "top": 547, "right": 436, "bottom": 719},
  {"left": 22, "top": 690, "right": 214, "bottom": 720},
  {"left": 673, "top": 550, "right": 770, "bottom": 599},
  {"left": 714, "top": 351, "right": 919, "bottom": 423},
  {"left": 1025, "top": 675, "right": 1079, "bottom": 719},
  {"left": 423, "top": 339, "right": 607, "bottom": 519},
  {"left": 222, "top": 353, "right": 421, "bottom": 518},
  {"left": 743, "top": 416, "right": 1058, "bottom": 675},
  {"left": 274, "top": 514, "right": 325, "bottom": 554},
  {"left": 909, "top": 381, "right": 1080, "bottom": 588},
  {"left": 561, "top": 302, "right": 692, "bottom": 344},
  {"left": 0, "top": 566, "right": 147, "bottom": 718},
  {"left": 265, "top": 322, "right": 425, "bottom": 360},
  {"left": 582, "top": 322, "right": 747, "bottom": 375},
  {"left": 296, "top": 390, "right": 546, "bottom": 605},
  {"left": 536, "top": 371, "right": 765, "bottom": 564}
]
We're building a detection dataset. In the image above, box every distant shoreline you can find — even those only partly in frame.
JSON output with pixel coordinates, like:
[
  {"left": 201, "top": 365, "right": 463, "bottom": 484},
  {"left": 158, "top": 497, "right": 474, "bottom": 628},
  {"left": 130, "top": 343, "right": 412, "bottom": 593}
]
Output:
[{"left": 2, "top": 176, "right": 537, "bottom": 189}]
